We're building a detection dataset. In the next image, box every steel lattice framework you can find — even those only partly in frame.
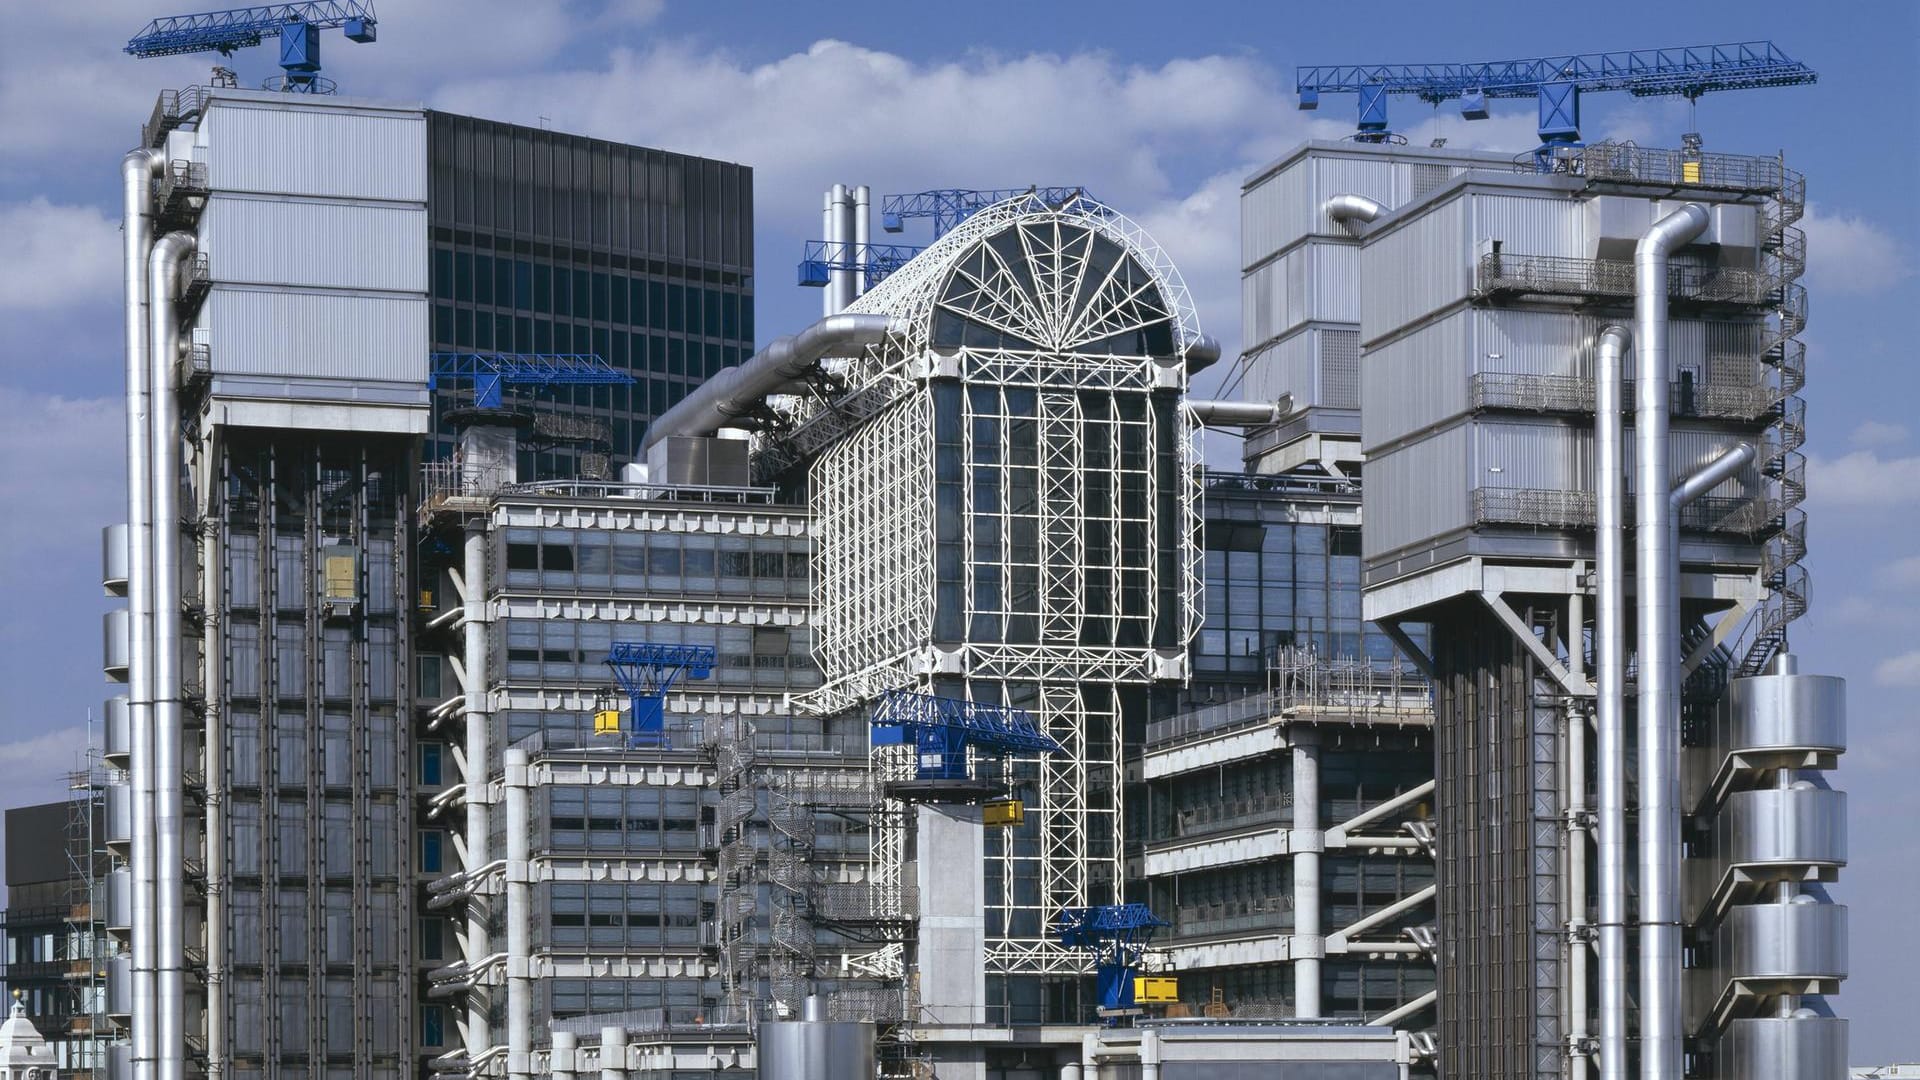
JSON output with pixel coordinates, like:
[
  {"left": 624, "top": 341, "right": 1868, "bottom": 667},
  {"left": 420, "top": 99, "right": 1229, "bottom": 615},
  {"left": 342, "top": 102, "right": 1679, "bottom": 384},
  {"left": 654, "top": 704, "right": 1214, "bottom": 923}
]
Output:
[{"left": 791, "top": 193, "right": 1205, "bottom": 983}]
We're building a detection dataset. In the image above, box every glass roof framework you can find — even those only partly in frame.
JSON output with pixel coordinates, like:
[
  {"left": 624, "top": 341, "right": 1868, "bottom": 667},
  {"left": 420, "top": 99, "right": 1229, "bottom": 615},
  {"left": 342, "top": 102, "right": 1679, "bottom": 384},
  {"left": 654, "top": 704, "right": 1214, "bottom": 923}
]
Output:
[{"left": 791, "top": 195, "right": 1206, "bottom": 987}]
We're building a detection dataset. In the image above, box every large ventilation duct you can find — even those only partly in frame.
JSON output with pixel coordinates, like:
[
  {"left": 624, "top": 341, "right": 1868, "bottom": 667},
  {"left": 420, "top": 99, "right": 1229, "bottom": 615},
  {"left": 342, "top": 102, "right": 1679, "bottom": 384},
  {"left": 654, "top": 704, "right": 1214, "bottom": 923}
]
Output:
[
  {"left": 120, "top": 147, "right": 164, "bottom": 1080},
  {"left": 1634, "top": 202, "right": 1711, "bottom": 1080},
  {"left": 1325, "top": 193, "right": 1387, "bottom": 225},
  {"left": 1184, "top": 398, "right": 1288, "bottom": 427},
  {"left": 639, "top": 313, "right": 902, "bottom": 454},
  {"left": 1593, "top": 324, "right": 1630, "bottom": 1080},
  {"left": 148, "top": 228, "right": 197, "bottom": 1080},
  {"left": 1182, "top": 334, "right": 1223, "bottom": 375}
]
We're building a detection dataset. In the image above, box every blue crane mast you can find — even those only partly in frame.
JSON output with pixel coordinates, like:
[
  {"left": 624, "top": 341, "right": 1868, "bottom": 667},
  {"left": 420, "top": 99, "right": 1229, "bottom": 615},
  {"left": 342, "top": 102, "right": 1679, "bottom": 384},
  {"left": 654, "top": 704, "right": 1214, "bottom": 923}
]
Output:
[
  {"left": 797, "top": 186, "right": 1094, "bottom": 293},
  {"left": 428, "top": 353, "right": 633, "bottom": 411},
  {"left": 1297, "top": 41, "right": 1816, "bottom": 161},
  {"left": 598, "top": 643, "right": 716, "bottom": 749},
  {"left": 126, "top": 2, "right": 378, "bottom": 94},
  {"left": 1056, "top": 903, "right": 1171, "bottom": 1024},
  {"left": 869, "top": 688, "right": 1061, "bottom": 794},
  {"left": 796, "top": 240, "right": 928, "bottom": 290}
]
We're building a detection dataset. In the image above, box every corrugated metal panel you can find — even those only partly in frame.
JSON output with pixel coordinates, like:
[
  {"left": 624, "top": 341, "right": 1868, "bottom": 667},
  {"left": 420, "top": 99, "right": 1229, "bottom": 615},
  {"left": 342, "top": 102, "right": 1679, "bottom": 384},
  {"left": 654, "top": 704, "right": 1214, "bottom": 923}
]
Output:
[
  {"left": 1244, "top": 242, "right": 1362, "bottom": 349},
  {"left": 1474, "top": 309, "right": 1592, "bottom": 377},
  {"left": 203, "top": 99, "right": 426, "bottom": 202},
  {"left": 206, "top": 288, "right": 427, "bottom": 384},
  {"left": 1360, "top": 197, "right": 1470, "bottom": 341},
  {"left": 1246, "top": 330, "right": 1316, "bottom": 407},
  {"left": 1309, "top": 243, "right": 1361, "bottom": 325},
  {"left": 1468, "top": 192, "right": 1586, "bottom": 259},
  {"left": 1362, "top": 313, "right": 1472, "bottom": 449},
  {"left": 1310, "top": 156, "right": 1396, "bottom": 233},
  {"left": 1474, "top": 418, "right": 1586, "bottom": 492},
  {"left": 1363, "top": 424, "right": 1470, "bottom": 559},
  {"left": 201, "top": 196, "right": 427, "bottom": 293},
  {"left": 1242, "top": 161, "right": 1312, "bottom": 267}
]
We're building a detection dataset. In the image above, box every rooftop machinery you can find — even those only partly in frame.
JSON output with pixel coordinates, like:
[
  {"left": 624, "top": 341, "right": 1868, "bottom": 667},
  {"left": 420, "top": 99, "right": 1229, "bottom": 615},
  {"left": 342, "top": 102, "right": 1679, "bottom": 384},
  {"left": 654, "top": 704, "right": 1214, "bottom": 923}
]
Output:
[
  {"left": 1297, "top": 41, "right": 1816, "bottom": 161},
  {"left": 126, "top": 2, "right": 378, "bottom": 94}
]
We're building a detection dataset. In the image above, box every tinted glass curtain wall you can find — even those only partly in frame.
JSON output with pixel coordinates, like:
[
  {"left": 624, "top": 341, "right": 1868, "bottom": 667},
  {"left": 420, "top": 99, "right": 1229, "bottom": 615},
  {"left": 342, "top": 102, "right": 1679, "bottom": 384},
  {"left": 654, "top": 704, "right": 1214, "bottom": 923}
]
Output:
[{"left": 426, "top": 113, "right": 755, "bottom": 474}]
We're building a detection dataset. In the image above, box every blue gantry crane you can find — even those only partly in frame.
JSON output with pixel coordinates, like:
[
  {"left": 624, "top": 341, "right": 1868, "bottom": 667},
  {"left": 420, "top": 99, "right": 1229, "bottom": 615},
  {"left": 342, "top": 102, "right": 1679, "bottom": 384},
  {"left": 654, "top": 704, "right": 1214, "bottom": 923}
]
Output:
[
  {"left": 881, "top": 187, "right": 1095, "bottom": 239},
  {"left": 1297, "top": 41, "right": 1816, "bottom": 159},
  {"left": 598, "top": 643, "right": 716, "bottom": 749},
  {"left": 796, "top": 240, "right": 928, "bottom": 290},
  {"left": 1057, "top": 903, "right": 1172, "bottom": 1024},
  {"left": 126, "top": 2, "right": 378, "bottom": 93},
  {"left": 428, "top": 353, "right": 633, "bottom": 412},
  {"left": 869, "top": 688, "right": 1061, "bottom": 789}
]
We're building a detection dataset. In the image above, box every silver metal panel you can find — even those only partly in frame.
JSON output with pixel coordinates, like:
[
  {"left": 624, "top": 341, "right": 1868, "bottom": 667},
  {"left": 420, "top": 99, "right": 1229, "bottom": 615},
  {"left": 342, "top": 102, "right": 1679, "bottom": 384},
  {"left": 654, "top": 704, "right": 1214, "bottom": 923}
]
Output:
[
  {"left": 105, "top": 694, "right": 132, "bottom": 766},
  {"left": 1361, "top": 314, "right": 1472, "bottom": 450},
  {"left": 200, "top": 195, "right": 428, "bottom": 293},
  {"left": 204, "top": 287, "right": 428, "bottom": 385},
  {"left": 104, "top": 607, "right": 131, "bottom": 681},
  {"left": 105, "top": 781, "right": 133, "bottom": 849},
  {"left": 201, "top": 96, "right": 427, "bottom": 202},
  {"left": 103, "top": 522, "right": 129, "bottom": 595},
  {"left": 106, "top": 866, "right": 134, "bottom": 933},
  {"left": 756, "top": 1020, "right": 877, "bottom": 1080},
  {"left": 1360, "top": 197, "right": 1470, "bottom": 341},
  {"left": 1690, "top": 672, "right": 1847, "bottom": 807},
  {"left": 1469, "top": 190, "right": 1588, "bottom": 259},
  {"left": 1242, "top": 158, "right": 1315, "bottom": 266},
  {"left": 1719, "top": 900, "right": 1848, "bottom": 981},
  {"left": 1245, "top": 242, "right": 1359, "bottom": 349},
  {"left": 1715, "top": 1015, "right": 1848, "bottom": 1079},
  {"left": 1362, "top": 424, "right": 1470, "bottom": 560},
  {"left": 109, "top": 1040, "right": 133, "bottom": 1080},
  {"left": 107, "top": 954, "right": 134, "bottom": 1018},
  {"left": 1475, "top": 417, "right": 1587, "bottom": 492},
  {"left": 1689, "top": 787, "right": 1847, "bottom": 916}
]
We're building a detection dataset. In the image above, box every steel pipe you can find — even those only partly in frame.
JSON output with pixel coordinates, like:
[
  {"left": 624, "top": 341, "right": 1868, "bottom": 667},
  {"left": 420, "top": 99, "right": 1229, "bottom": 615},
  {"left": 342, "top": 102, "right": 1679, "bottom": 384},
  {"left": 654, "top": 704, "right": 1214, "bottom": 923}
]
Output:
[
  {"left": 1593, "top": 323, "right": 1631, "bottom": 1080},
  {"left": 1184, "top": 399, "right": 1287, "bottom": 427},
  {"left": 853, "top": 184, "right": 872, "bottom": 299},
  {"left": 1293, "top": 728, "right": 1324, "bottom": 1017},
  {"left": 1183, "top": 333, "right": 1223, "bottom": 375},
  {"left": 1635, "top": 203, "right": 1710, "bottom": 1080},
  {"left": 121, "top": 146, "right": 164, "bottom": 1080},
  {"left": 1325, "top": 193, "right": 1387, "bottom": 225},
  {"left": 1672, "top": 444, "right": 1756, "bottom": 511},
  {"left": 463, "top": 526, "right": 492, "bottom": 1060},
  {"left": 505, "top": 749, "right": 532, "bottom": 1080},
  {"left": 149, "top": 228, "right": 196, "bottom": 1080},
  {"left": 638, "top": 313, "right": 903, "bottom": 453},
  {"left": 829, "top": 183, "right": 853, "bottom": 314}
]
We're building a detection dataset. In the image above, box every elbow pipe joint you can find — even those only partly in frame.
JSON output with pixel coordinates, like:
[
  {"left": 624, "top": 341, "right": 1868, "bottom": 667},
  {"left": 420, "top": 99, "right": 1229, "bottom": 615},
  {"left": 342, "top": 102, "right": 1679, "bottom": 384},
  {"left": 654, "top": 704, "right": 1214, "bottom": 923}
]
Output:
[
  {"left": 1183, "top": 333, "right": 1222, "bottom": 375},
  {"left": 1670, "top": 443, "right": 1757, "bottom": 511},
  {"left": 1325, "top": 194, "right": 1387, "bottom": 226}
]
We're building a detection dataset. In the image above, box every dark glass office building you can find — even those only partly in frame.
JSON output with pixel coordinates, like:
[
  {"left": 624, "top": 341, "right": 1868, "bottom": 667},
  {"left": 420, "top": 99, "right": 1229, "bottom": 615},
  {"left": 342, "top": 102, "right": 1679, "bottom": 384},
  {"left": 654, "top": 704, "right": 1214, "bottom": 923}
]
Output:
[{"left": 426, "top": 113, "right": 756, "bottom": 476}]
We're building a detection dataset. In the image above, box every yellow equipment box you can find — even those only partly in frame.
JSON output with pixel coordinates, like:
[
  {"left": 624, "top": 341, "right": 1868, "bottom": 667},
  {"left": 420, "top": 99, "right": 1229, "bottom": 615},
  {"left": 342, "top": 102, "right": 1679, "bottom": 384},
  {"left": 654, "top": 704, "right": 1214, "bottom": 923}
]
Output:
[
  {"left": 594, "top": 709, "right": 624, "bottom": 736},
  {"left": 1134, "top": 976, "right": 1178, "bottom": 1004},
  {"left": 982, "top": 799, "right": 1025, "bottom": 827}
]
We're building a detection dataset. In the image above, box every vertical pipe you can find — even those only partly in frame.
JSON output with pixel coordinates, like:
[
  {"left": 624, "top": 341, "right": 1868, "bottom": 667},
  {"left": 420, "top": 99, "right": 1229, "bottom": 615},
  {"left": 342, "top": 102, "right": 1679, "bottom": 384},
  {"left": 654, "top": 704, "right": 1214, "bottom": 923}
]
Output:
[
  {"left": 149, "top": 229, "right": 197, "bottom": 1080},
  {"left": 1634, "top": 204, "right": 1709, "bottom": 1080},
  {"left": 1567, "top": 700, "right": 1590, "bottom": 1080},
  {"left": 852, "top": 185, "right": 872, "bottom": 298},
  {"left": 550, "top": 1030, "right": 578, "bottom": 1080},
  {"left": 1593, "top": 324, "right": 1630, "bottom": 1080},
  {"left": 462, "top": 525, "right": 492, "bottom": 1060},
  {"left": 504, "top": 749, "right": 532, "bottom": 1080},
  {"left": 598, "top": 1026, "right": 628, "bottom": 1080},
  {"left": 122, "top": 146, "right": 164, "bottom": 1080},
  {"left": 202, "top": 428, "right": 227, "bottom": 1079},
  {"left": 1292, "top": 728, "right": 1323, "bottom": 1017},
  {"left": 1140, "top": 1029, "right": 1161, "bottom": 1080},
  {"left": 820, "top": 189, "right": 837, "bottom": 318},
  {"left": 828, "top": 183, "right": 852, "bottom": 313}
]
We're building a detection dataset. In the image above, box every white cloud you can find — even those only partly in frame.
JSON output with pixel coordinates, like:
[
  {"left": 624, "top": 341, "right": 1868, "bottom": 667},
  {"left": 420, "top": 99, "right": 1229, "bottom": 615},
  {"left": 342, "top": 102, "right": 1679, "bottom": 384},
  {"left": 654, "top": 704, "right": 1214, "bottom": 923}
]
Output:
[
  {"left": 1883, "top": 556, "right": 1920, "bottom": 588},
  {"left": 0, "top": 391, "right": 123, "bottom": 563},
  {"left": 0, "top": 725, "right": 91, "bottom": 772},
  {"left": 1826, "top": 594, "right": 1920, "bottom": 629},
  {"left": 1852, "top": 420, "right": 1910, "bottom": 448},
  {"left": 1874, "top": 650, "right": 1920, "bottom": 688},
  {"left": 0, "top": 198, "right": 119, "bottom": 311},
  {"left": 1801, "top": 204, "right": 1911, "bottom": 296},
  {"left": 1805, "top": 450, "right": 1920, "bottom": 509}
]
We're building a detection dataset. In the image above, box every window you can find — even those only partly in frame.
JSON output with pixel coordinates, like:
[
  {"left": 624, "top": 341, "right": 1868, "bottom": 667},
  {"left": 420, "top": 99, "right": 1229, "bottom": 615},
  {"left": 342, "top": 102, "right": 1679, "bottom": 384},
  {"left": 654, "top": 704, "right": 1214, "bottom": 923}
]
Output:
[
  {"left": 419, "top": 918, "right": 444, "bottom": 962},
  {"left": 419, "top": 830, "right": 444, "bottom": 874},
  {"left": 418, "top": 655, "right": 442, "bottom": 700},
  {"left": 507, "top": 543, "right": 539, "bottom": 571},
  {"left": 419, "top": 744, "right": 443, "bottom": 786},
  {"left": 420, "top": 1005, "right": 445, "bottom": 1048}
]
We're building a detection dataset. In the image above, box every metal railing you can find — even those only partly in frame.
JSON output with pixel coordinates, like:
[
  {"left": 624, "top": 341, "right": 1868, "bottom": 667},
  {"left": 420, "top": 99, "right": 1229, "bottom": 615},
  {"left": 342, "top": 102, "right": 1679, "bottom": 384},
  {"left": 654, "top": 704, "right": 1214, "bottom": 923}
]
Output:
[
  {"left": 1476, "top": 252, "right": 1773, "bottom": 305},
  {"left": 549, "top": 1006, "right": 754, "bottom": 1039},
  {"left": 1470, "top": 371, "right": 1775, "bottom": 421},
  {"left": 1573, "top": 141, "right": 1801, "bottom": 198},
  {"left": 143, "top": 86, "right": 209, "bottom": 148},
  {"left": 1471, "top": 487, "right": 1771, "bottom": 536},
  {"left": 1145, "top": 651, "right": 1431, "bottom": 748}
]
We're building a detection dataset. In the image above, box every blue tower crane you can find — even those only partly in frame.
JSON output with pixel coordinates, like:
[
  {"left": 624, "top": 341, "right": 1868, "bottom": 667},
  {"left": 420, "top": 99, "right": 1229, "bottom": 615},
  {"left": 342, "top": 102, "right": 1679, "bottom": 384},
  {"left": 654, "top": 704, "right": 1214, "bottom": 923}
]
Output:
[
  {"left": 599, "top": 643, "right": 716, "bottom": 749},
  {"left": 1297, "top": 41, "right": 1816, "bottom": 161},
  {"left": 127, "top": 2, "right": 379, "bottom": 94},
  {"left": 869, "top": 688, "right": 1061, "bottom": 789},
  {"left": 796, "top": 240, "right": 927, "bottom": 290},
  {"left": 428, "top": 353, "right": 633, "bottom": 411},
  {"left": 1056, "top": 903, "right": 1172, "bottom": 1023},
  {"left": 880, "top": 186, "right": 1095, "bottom": 239}
]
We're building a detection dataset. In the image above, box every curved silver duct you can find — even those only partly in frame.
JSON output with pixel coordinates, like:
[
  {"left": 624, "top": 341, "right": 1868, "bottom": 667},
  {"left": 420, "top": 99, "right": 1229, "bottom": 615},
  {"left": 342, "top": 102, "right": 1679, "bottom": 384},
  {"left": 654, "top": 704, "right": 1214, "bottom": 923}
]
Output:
[
  {"left": 121, "top": 146, "right": 164, "bottom": 1080},
  {"left": 1182, "top": 333, "right": 1223, "bottom": 375},
  {"left": 1325, "top": 193, "right": 1387, "bottom": 225},
  {"left": 639, "top": 313, "right": 902, "bottom": 453},
  {"left": 1672, "top": 443, "right": 1756, "bottom": 511},
  {"left": 149, "top": 228, "right": 196, "bottom": 1080},
  {"left": 1635, "top": 202, "right": 1710, "bottom": 1080},
  {"left": 1592, "top": 324, "right": 1630, "bottom": 1080},
  {"left": 1183, "top": 398, "right": 1286, "bottom": 427}
]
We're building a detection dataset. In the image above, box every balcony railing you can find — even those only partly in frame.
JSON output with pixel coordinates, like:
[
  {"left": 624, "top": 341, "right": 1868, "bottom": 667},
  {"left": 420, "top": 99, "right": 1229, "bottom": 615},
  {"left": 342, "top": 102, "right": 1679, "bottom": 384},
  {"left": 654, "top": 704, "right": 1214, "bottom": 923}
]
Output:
[
  {"left": 1472, "top": 487, "right": 1773, "bottom": 536},
  {"left": 1574, "top": 141, "right": 1802, "bottom": 201},
  {"left": 1476, "top": 252, "right": 1774, "bottom": 306},
  {"left": 1470, "top": 372, "right": 1776, "bottom": 421}
]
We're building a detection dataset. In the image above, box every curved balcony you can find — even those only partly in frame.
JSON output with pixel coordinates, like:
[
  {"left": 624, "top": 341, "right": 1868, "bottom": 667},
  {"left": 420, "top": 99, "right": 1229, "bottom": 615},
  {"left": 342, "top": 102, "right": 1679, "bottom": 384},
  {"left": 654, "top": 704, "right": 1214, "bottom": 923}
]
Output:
[
  {"left": 102, "top": 523, "right": 129, "bottom": 596},
  {"left": 1714, "top": 1014, "right": 1849, "bottom": 1080},
  {"left": 1689, "top": 785, "right": 1846, "bottom": 921},
  {"left": 1690, "top": 669, "right": 1845, "bottom": 807},
  {"left": 1694, "top": 899, "right": 1847, "bottom": 1031},
  {"left": 103, "top": 608, "right": 131, "bottom": 682},
  {"left": 104, "top": 694, "right": 132, "bottom": 768}
]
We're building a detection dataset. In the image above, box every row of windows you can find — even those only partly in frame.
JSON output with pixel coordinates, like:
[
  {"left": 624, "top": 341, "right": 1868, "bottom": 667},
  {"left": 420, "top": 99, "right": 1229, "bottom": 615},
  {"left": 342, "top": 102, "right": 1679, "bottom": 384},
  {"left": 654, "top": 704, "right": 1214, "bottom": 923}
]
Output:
[
  {"left": 431, "top": 308, "right": 742, "bottom": 378},
  {"left": 434, "top": 250, "right": 752, "bottom": 341},
  {"left": 431, "top": 225, "right": 748, "bottom": 287}
]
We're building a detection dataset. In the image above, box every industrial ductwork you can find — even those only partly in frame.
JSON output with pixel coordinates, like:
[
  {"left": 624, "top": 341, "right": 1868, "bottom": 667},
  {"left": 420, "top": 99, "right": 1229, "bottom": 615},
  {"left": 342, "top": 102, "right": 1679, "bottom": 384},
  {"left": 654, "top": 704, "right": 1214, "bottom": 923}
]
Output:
[
  {"left": 1184, "top": 397, "right": 1289, "bottom": 427},
  {"left": 1182, "top": 333, "right": 1223, "bottom": 375},
  {"left": 1325, "top": 193, "right": 1387, "bottom": 225},
  {"left": 1593, "top": 323, "right": 1630, "bottom": 1080},
  {"left": 1635, "top": 201, "right": 1711, "bottom": 1080},
  {"left": 639, "top": 313, "right": 903, "bottom": 454}
]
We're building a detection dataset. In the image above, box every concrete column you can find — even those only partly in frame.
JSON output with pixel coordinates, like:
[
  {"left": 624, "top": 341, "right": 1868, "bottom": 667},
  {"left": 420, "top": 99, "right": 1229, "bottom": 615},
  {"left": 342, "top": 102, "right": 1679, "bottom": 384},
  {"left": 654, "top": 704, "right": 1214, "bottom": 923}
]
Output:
[
  {"left": 550, "top": 1030, "right": 577, "bottom": 1080},
  {"left": 505, "top": 749, "right": 532, "bottom": 1080},
  {"left": 1140, "top": 1029, "right": 1162, "bottom": 1080},
  {"left": 598, "top": 1027, "right": 628, "bottom": 1080},
  {"left": 916, "top": 803, "right": 986, "bottom": 1024},
  {"left": 1292, "top": 728, "right": 1324, "bottom": 1017}
]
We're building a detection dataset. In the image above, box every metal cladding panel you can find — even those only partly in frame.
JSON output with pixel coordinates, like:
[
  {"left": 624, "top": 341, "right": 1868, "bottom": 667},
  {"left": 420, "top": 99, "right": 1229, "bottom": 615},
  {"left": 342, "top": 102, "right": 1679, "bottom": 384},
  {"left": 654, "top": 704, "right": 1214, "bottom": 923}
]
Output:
[
  {"left": 1362, "top": 424, "right": 1470, "bottom": 560},
  {"left": 103, "top": 521, "right": 130, "bottom": 594},
  {"left": 104, "top": 783, "right": 132, "bottom": 847},
  {"left": 1474, "top": 417, "right": 1586, "bottom": 493},
  {"left": 200, "top": 195, "right": 427, "bottom": 293},
  {"left": 1361, "top": 313, "right": 1472, "bottom": 450},
  {"left": 1360, "top": 197, "right": 1470, "bottom": 341},
  {"left": 1711, "top": 900, "right": 1847, "bottom": 983},
  {"left": 105, "top": 866, "right": 133, "bottom": 932},
  {"left": 1243, "top": 159, "right": 1314, "bottom": 266},
  {"left": 105, "top": 694, "right": 132, "bottom": 763},
  {"left": 756, "top": 1021, "right": 877, "bottom": 1080},
  {"left": 103, "top": 607, "right": 130, "bottom": 680},
  {"left": 1244, "top": 242, "right": 1360, "bottom": 348},
  {"left": 1715, "top": 786, "right": 1847, "bottom": 872},
  {"left": 1246, "top": 327, "right": 1318, "bottom": 408},
  {"left": 1469, "top": 190, "right": 1588, "bottom": 260},
  {"left": 205, "top": 287, "right": 428, "bottom": 385},
  {"left": 202, "top": 97, "right": 426, "bottom": 202},
  {"left": 1714, "top": 1016, "right": 1848, "bottom": 1080},
  {"left": 107, "top": 954, "right": 132, "bottom": 1017}
]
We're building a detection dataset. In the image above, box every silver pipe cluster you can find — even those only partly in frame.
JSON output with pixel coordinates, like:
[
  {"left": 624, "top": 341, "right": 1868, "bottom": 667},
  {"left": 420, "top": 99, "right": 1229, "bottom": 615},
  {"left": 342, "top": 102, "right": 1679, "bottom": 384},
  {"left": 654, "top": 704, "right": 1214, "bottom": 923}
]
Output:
[{"left": 1594, "top": 324, "right": 1630, "bottom": 1080}]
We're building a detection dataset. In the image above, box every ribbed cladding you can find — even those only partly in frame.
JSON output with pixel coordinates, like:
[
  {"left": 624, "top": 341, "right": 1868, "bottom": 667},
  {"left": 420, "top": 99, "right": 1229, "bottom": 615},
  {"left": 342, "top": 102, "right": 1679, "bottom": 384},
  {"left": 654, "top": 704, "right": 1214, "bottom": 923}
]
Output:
[
  {"left": 1688, "top": 672, "right": 1845, "bottom": 808},
  {"left": 1241, "top": 156, "right": 1317, "bottom": 266},
  {"left": 199, "top": 195, "right": 428, "bottom": 293},
  {"left": 1714, "top": 1015, "right": 1849, "bottom": 1079},
  {"left": 204, "top": 288, "right": 429, "bottom": 383},
  {"left": 1243, "top": 241, "right": 1361, "bottom": 349},
  {"left": 103, "top": 607, "right": 131, "bottom": 681},
  {"left": 106, "top": 866, "right": 134, "bottom": 935},
  {"left": 103, "top": 522, "right": 130, "bottom": 595},
  {"left": 1361, "top": 424, "right": 1470, "bottom": 561},
  {"left": 201, "top": 96, "right": 428, "bottom": 202},
  {"left": 1359, "top": 196, "right": 1470, "bottom": 343},
  {"left": 1687, "top": 787, "right": 1847, "bottom": 920},
  {"left": 1244, "top": 326, "right": 1317, "bottom": 408},
  {"left": 1470, "top": 190, "right": 1588, "bottom": 260},
  {"left": 105, "top": 694, "right": 133, "bottom": 768}
]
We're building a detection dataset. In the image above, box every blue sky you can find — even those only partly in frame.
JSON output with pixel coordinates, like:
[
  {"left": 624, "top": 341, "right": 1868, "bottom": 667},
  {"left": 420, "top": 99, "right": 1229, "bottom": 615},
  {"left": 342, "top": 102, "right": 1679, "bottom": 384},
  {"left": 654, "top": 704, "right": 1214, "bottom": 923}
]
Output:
[{"left": 0, "top": 0, "right": 1913, "bottom": 1061}]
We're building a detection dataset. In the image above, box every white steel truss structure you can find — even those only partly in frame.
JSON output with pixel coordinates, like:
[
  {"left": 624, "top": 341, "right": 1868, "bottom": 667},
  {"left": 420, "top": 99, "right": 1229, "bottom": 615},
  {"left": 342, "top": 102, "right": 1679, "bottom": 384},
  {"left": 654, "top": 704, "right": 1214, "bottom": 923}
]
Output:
[{"left": 787, "top": 194, "right": 1206, "bottom": 982}]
